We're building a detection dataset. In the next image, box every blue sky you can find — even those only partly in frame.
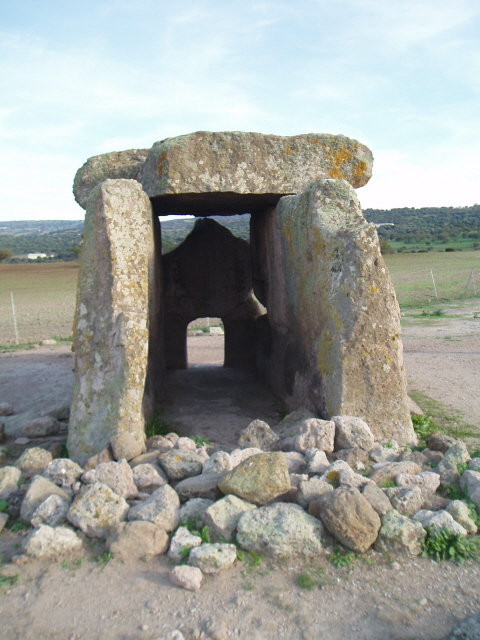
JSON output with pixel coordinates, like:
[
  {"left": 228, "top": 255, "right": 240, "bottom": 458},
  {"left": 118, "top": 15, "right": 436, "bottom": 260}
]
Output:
[{"left": 1, "top": 0, "right": 479, "bottom": 221}]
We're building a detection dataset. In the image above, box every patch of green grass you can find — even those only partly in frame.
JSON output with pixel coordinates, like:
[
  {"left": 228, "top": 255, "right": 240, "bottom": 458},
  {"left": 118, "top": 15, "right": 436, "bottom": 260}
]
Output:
[
  {"left": 0, "top": 500, "right": 8, "bottom": 513},
  {"left": 9, "top": 520, "right": 29, "bottom": 532},
  {"left": 328, "top": 544, "right": 357, "bottom": 568},
  {"left": 200, "top": 525, "right": 211, "bottom": 544},
  {"left": 190, "top": 435, "right": 211, "bottom": 446},
  {"left": 0, "top": 573, "right": 19, "bottom": 590},
  {"left": 377, "top": 478, "right": 397, "bottom": 489},
  {"left": 422, "top": 527, "right": 480, "bottom": 564},
  {"left": 420, "top": 308, "right": 446, "bottom": 317},
  {"left": 244, "top": 550, "right": 262, "bottom": 567},
  {"left": 296, "top": 572, "right": 320, "bottom": 590},
  {"left": 179, "top": 545, "right": 191, "bottom": 564},
  {"left": 94, "top": 551, "right": 113, "bottom": 565},
  {"left": 145, "top": 410, "right": 170, "bottom": 439}
]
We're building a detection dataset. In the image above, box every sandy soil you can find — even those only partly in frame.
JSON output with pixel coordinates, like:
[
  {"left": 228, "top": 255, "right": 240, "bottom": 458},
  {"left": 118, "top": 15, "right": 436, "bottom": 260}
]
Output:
[{"left": 1, "top": 301, "right": 480, "bottom": 639}]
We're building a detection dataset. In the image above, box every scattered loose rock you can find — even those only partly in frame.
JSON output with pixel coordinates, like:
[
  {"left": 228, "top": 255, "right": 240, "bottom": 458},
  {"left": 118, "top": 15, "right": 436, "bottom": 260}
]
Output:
[
  {"left": 43, "top": 458, "right": 84, "bottom": 487},
  {"left": 237, "top": 419, "right": 280, "bottom": 451},
  {"left": 0, "top": 466, "right": 22, "bottom": 499},
  {"left": 21, "top": 416, "right": 61, "bottom": 438},
  {"left": 22, "top": 525, "right": 82, "bottom": 558},
  {"left": 110, "top": 433, "right": 143, "bottom": 462},
  {"left": 203, "top": 495, "right": 257, "bottom": 542},
  {"left": 127, "top": 484, "right": 180, "bottom": 531},
  {"left": 0, "top": 402, "right": 14, "bottom": 416},
  {"left": 188, "top": 543, "right": 237, "bottom": 574},
  {"left": 15, "top": 447, "right": 53, "bottom": 479},
  {"left": 169, "top": 565, "right": 203, "bottom": 592},
  {"left": 332, "top": 416, "right": 375, "bottom": 451},
  {"left": 67, "top": 482, "right": 130, "bottom": 537},
  {"left": 106, "top": 520, "right": 169, "bottom": 560},
  {"left": 21, "top": 475, "right": 71, "bottom": 524},
  {"left": 375, "top": 509, "right": 426, "bottom": 556},
  {"left": 30, "top": 494, "right": 71, "bottom": 527},
  {"left": 158, "top": 449, "right": 205, "bottom": 481},
  {"left": 168, "top": 526, "right": 203, "bottom": 562}
]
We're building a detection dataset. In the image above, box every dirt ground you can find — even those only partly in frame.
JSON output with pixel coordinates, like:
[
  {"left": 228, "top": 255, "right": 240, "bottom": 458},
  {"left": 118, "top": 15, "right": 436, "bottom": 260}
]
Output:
[{"left": 1, "top": 300, "right": 480, "bottom": 640}]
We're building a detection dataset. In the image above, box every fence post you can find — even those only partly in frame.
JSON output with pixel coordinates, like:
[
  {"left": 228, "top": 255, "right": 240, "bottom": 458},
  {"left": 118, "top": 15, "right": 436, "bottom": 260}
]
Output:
[
  {"left": 430, "top": 269, "right": 438, "bottom": 299},
  {"left": 10, "top": 292, "right": 19, "bottom": 345}
]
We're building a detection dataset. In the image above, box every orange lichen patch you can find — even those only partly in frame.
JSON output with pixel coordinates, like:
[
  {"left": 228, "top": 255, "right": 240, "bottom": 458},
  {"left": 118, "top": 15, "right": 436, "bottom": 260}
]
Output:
[
  {"left": 310, "top": 138, "right": 321, "bottom": 146},
  {"left": 157, "top": 152, "right": 167, "bottom": 178},
  {"left": 352, "top": 160, "right": 368, "bottom": 178},
  {"left": 369, "top": 285, "right": 380, "bottom": 294},
  {"left": 284, "top": 148, "right": 294, "bottom": 155}
]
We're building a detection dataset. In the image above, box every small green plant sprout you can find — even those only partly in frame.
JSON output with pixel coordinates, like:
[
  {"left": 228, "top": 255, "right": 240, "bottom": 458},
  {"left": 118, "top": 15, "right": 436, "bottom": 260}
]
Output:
[
  {"left": 382, "top": 440, "right": 396, "bottom": 450},
  {"left": 422, "top": 527, "right": 480, "bottom": 564},
  {"left": 245, "top": 550, "right": 263, "bottom": 567},
  {"left": 457, "top": 462, "right": 469, "bottom": 476},
  {"left": 377, "top": 478, "right": 397, "bottom": 489},
  {"left": 200, "top": 525, "right": 211, "bottom": 544},
  {"left": 145, "top": 410, "right": 170, "bottom": 439},
  {"left": 179, "top": 545, "right": 191, "bottom": 564},
  {"left": 411, "top": 414, "right": 443, "bottom": 449},
  {"left": 328, "top": 543, "right": 357, "bottom": 568},
  {"left": 190, "top": 435, "right": 211, "bottom": 446},
  {"left": 297, "top": 572, "right": 319, "bottom": 590},
  {"left": 0, "top": 573, "right": 19, "bottom": 590},
  {"left": 0, "top": 500, "right": 9, "bottom": 513},
  {"left": 94, "top": 551, "right": 113, "bottom": 565},
  {"left": 10, "top": 520, "right": 29, "bottom": 532},
  {"left": 182, "top": 516, "right": 203, "bottom": 534}
]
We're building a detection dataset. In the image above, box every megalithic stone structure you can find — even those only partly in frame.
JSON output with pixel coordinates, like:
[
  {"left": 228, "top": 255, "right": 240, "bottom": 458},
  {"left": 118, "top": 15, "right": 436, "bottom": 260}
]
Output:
[
  {"left": 68, "top": 131, "right": 415, "bottom": 464},
  {"left": 67, "top": 180, "right": 157, "bottom": 465}
]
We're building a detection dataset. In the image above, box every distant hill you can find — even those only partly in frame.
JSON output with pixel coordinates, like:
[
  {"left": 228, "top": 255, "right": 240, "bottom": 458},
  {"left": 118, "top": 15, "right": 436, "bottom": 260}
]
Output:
[{"left": 1, "top": 205, "right": 479, "bottom": 259}]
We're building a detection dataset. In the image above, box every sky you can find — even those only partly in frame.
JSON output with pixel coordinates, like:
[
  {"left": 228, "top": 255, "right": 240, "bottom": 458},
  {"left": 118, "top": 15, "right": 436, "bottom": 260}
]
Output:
[{"left": 1, "top": 0, "right": 479, "bottom": 221}]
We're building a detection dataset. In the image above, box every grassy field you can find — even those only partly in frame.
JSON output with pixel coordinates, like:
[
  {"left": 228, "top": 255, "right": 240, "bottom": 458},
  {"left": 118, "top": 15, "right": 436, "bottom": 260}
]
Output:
[
  {"left": 384, "top": 250, "right": 480, "bottom": 308},
  {"left": 0, "top": 262, "right": 79, "bottom": 345},
  {"left": 0, "top": 252, "right": 479, "bottom": 345}
]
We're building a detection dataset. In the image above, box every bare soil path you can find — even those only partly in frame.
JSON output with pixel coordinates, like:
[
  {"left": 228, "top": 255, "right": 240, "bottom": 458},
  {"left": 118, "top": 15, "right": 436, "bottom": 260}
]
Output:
[{"left": 1, "top": 301, "right": 480, "bottom": 640}]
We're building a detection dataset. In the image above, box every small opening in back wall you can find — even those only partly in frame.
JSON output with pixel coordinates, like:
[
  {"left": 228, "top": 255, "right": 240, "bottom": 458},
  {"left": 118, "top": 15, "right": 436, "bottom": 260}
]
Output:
[{"left": 187, "top": 318, "right": 224, "bottom": 368}]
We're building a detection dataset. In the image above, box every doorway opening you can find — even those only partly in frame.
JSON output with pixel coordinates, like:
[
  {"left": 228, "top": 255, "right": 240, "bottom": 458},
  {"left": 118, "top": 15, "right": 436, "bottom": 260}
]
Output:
[{"left": 187, "top": 317, "right": 224, "bottom": 368}]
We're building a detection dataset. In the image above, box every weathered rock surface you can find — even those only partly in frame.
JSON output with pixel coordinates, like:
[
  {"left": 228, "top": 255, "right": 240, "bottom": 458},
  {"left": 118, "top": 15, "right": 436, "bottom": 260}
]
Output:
[
  {"left": 0, "top": 466, "right": 21, "bottom": 499},
  {"left": 305, "top": 448, "right": 329, "bottom": 474},
  {"left": 127, "top": 484, "right": 179, "bottom": 531},
  {"left": 460, "top": 470, "right": 480, "bottom": 508},
  {"left": 43, "top": 458, "right": 84, "bottom": 487},
  {"left": 426, "top": 434, "right": 462, "bottom": 453},
  {"left": 158, "top": 449, "right": 205, "bottom": 481},
  {"left": 83, "top": 447, "right": 114, "bottom": 471},
  {"left": 414, "top": 509, "right": 468, "bottom": 536},
  {"left": 446, "top": 500, "right": 478, "bottom": 534},
  {"left": 280, "top": 418, "right": 335, "bottom": 454},
  {"left": 436, "top": 443, "right": 471, "bottom": 488},
  {"left": 106, "top": 521, "right": 169, "bottom": 560},
  {"left": 369, "top": 442, "right": 400, "bottom": 463},
  {"left": 228, "top": 448, "right": 263, "bottom": 469},
  {"left": 296, "top": 476, "right": 333, "bottom": 508},
  {"left": 384, "top": 486, "right": 424, "bottom": 517},
  {"left": 169, "top": 565, "right": 203, "bottom": 592},
  {"left": 252, "top": 179, "right": 414, "bottom": 445},
  {"left": 203, "top": 495, "right": 257, "bottom": 542},
  {"left": 21, "top": 476, "right": 71, "bottom": 524},
  {"left": 31, "top": 494, "right": 71, "bottom": 528},
  {"left": 67, "top": 482, "right": 130, "bottom": 537},
  {"left": 67, "top": 180, "right": 153, "bottom": 465},
  {"left": 146, "top": 435, "right": 175, "bottom": 453},
  {"left": 15, "top": 447, "right": 53, "bottom": 479},
  {"left": 237, "top": 502, "right": 331, "bottom": 558},
  {"left": 0, "top": 512, "right": 8, "bottom": 532},
  {"left": 441, "top": 610, "right": 480, "bottom": 640},
  {"left": 175, "top": 473, "right": 223, "bottom": 503},
  {"left": 315, "top": 487, "right": 381, "bottom": 552},
  {"left": 73, "top": 148, "right": 150, "bottom": 209},
  {"left": 283, "top": 451, "right": 307, "bottom": 474},
  {"left": 84, "top": 459, "right": 138, "bottom": 499},
  {"left": 21, "top": 416, "right": 60, "bottom": 438},
  {"left": 110, "top": 433, "right": 144, "bottom": 462},
  {"left": 375, "top": 509, "right": 426, "bottom": 555},
  {"left": 237, "top": 419, "right": 279, "bottom": 451},
  {"left": 396, "top": 471, "right": 440, "bottom": 497},
  {"left": 174, "top": 437, "right": 197, "bottom": 451},
  {"left": 218, "top": 452, "right": 290, "bottom": 505},
  {"left": 188, "top": 543, "right": 237, "bottom": 574},
  {"left": 178, "top": 498, "right": 215, "bottom": 526},
  {"left": 361, "top": 482, "right": 393, "bottom": 516},
  {"left": 332, "top": 416, "right": 375, "bottom": 451},
  {"left": 23, "top": 525, "right": 82, "bottom": 558},
  {"left": 132, "top": 463, "right": 167, "bottom": 493},
  {"left": 168, "top": 526, "right": 203, "bottom": 562},
  {"left": 330, "top": 447, "right": 369, "bottom": 470},
  {"left": 369, "top": 461, "right": 422, "bottom": 486},
  {"left": 202, "top": 451, "right": 232, "bottom": 475}
]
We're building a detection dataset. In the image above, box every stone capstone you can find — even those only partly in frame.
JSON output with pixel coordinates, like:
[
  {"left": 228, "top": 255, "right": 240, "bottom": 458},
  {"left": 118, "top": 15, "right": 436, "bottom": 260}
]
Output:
[
  {"left": 22, "top": 525, "right": 83, "bottom": 559},
  {"left": 188, "top": 543, "right": 237, "bottom": 574},
  {"left": 375, "top": 509, "right": 426, "bottom": 556},
  {"left": 67, "top": 482, "right": 130, "bottom": 537},
  {"left": 203, "top": 495, "right": 257, "bottom": 542},
  {"left": 236, "top": 502, "right": 331, "bottom": 559},
  {"left": 73, "top": 148, "right": 150, "bottom": 209},
  {"left": 106, "top": 521, "right": 169, "bottom": 560},
  {"left": 218, "top": 452, "right": 290, "bottom": 505},
  {"left": 314, "top": 487, "right": 381, "bottom": 553},
  {"left": 67, "top": 180, "right": 153, "bottom": 465},
  {"left": 140, "top": 131, "right": 373, "bottom": 215},
  {"left": 127, "top": 484, "right": 180, "bottom": 531}
]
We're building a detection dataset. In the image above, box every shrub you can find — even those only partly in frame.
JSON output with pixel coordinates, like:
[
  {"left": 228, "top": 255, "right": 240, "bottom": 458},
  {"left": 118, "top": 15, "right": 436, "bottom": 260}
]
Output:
[{"left": 422, "top": 527, "right": 480, "bottom": 564}]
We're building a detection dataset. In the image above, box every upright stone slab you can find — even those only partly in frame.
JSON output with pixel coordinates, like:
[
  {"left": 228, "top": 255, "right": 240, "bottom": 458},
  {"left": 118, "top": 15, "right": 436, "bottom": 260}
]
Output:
[
  {"left": 68, "top": 179, "right": 154, "bottom": 465},
  {"left": 251, "top": 179, "right": 414, "bottom": 445}
]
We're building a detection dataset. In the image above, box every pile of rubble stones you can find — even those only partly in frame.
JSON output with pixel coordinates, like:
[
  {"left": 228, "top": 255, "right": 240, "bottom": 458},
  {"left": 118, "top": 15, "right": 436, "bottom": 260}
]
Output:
[{"left": 1, "top": 407, "right": 480, "bottom": 593}]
